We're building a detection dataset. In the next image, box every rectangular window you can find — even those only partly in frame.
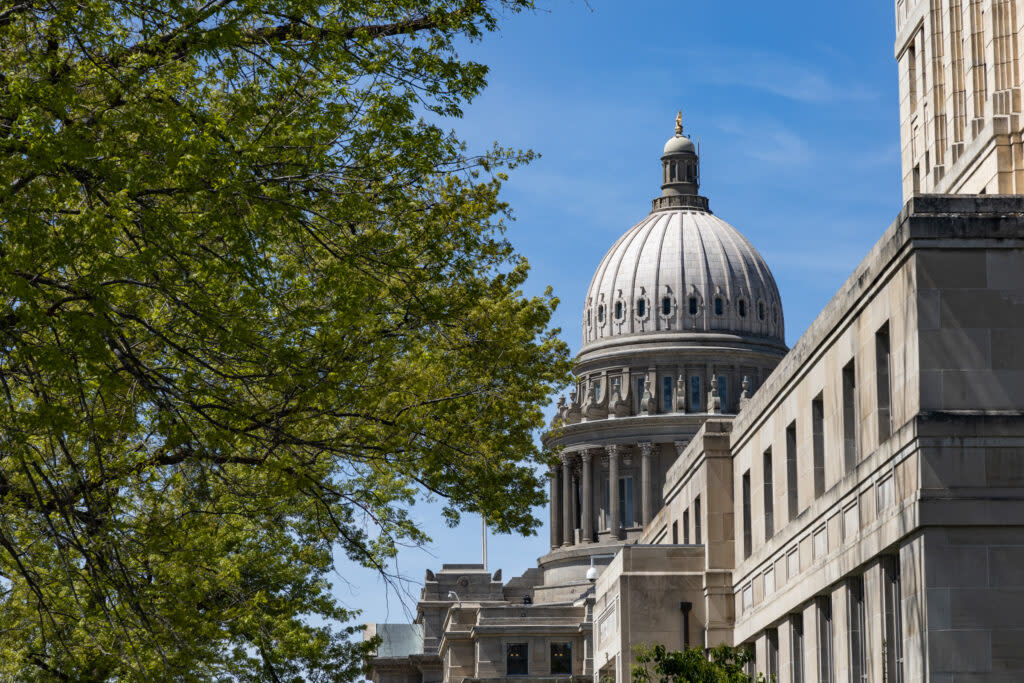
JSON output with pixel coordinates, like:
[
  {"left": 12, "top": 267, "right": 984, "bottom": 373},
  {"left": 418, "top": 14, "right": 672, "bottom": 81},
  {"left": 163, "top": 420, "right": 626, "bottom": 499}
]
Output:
[
  {"left": 877, "top": 475, "right": 895, "bottom": 512},
  {"left": 786, "top": 421, "right": 798, "bottom": 520},
  {"left": 694, "top": 496, "right": 702, "bottom": 545},
  {"left": 550, "top": 642, "right": 572, "bottom": 675},
  {"left": 763, "top": 448, "right": 775, "bottom": 539},
  {"left": 818, "top": 596, "right": 834, "bottom": 683},
  {"left": 619, "top": 477, "right": 635, "bottom": 528},
  {"left": 849, "top": 576, "right": 867, "bottom": 682},
  {"left": 842, "top": 360, "right": 857, "bottom": 472},
  {"left": 791, "top": 613, "right": 805, "bottom": 683},
  {"left": 718, "top": 375, "right": 728, "bottom": 412},
  {"left": 742, "top": 470, "right": 752, "bottom": 559},
  {"left": 787, "top": 547, "right": 800, "bottom": 580},
  {"left": 690, "top": 375, "right": 702, "bottom": 412},
  {"left": 876, "top": 322, "right": 892, "bottom": 442},
  {"left": 843, "top": 503, "right": 858, "bottom": 542},
  {"left": 683, "top": 509, "right": 690, "bottom": 544},
  {"left": 813, "top": 525, "right": 827, "bottom": 560},
  {"left": 507, "top": 643, "right": 528, "bottom": 676},
  {"left": 742, "top": 583, "right": 753, "bottom": 613},
  {"left": 766, "top": 628, "right": 779, "bottom": 680},
  {"left": 907, "top": 43, "right": 918, "bottom": 110},
  {"left": 635, "top": 376, "right": 646, "bottom": 414},
  {"left": 671, "top": 520, "right": 678, "bottom": 544},
  {"left": 662, "top": 376, "right": 673, "bottom": 412},
  {"left": 764, "top": 567, "right": 775, "bottom": 596},
  {"left": 884, "top": 557, "right": 905, "bottom": 683},
  {"left": 812, "top": 392, "right": 825, "bottom": 497}
]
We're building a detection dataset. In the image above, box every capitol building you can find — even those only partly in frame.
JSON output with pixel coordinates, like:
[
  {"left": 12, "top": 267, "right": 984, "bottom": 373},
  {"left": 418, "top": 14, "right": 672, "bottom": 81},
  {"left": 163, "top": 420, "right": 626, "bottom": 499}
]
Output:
[{"left": 366, "top": 1, "right": 1024, "bottom": 681}]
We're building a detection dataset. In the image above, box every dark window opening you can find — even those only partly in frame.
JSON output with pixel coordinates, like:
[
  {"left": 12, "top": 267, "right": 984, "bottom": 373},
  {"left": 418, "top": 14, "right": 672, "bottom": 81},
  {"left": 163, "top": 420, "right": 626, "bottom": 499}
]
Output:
[
  {"left": 758, "top": 301, "right": 765, "bottom": 320},
  {"left": 884, "top": 557, "right": 904, "bottom": 683},
  {"left": 849, "top": 576, "right": 867, "bottom": 682},
  {"left": 662, "top": 296, "right": 672, "bottom": 316},
  {"left": 742, "top": 470, "right": 752, "bottom": 559},
  {"left": 614, "top": 301, "right": 623, "bottom": 320},
  {"left": 766, "top": 628, "right": 779, "bottom": 680},
  {"left": 792, "top": 614, "right": 805, "bottom": 683},
  {"left": 597, "top": 305, "right": 605, "bottom": 323},
  {"left": 876, "top": 322, "right": 892, "bottom": 442},
  {"left": 842, "top": 360, "right": 857, "bottom": 472},
  {"left": 690, "top": 375, "right": 702, "bottom": 412},
  {"left": 507, "top": 643, "right": 528, "bottom": 676},
  {"left": 637, "top": 298, "right": 646, "bottom": 317},
  {"left": 694, "top": 496, "right": 702, "bottom": 544},
  {"left": 812, "top": 393, "right": 825, "bottom": 498},
  {"left": 662, "top": 376, "right": 673, "bottom": 412},
  {"left": 739, "top": 300, "right": 747, "bottom": 317},
  {"left": 671, "top": 521, "right": 678, "bottom": 544},
  {"left": 718, "top": 375, "right": 728, "bottom": 412},
  {"left": 818, "top": 596, "right": 834, "bottom": 683},
  {"left": 763, "top": 448, "right": 774, "bottom": 539},
  {"left": 682, "top": 509, "right": 690, "bottom": 544},
  {"left": 714, "top": 297, "right": 723, "bottom": 315},
  {"left": 550, "top": 642, "right": 572, "bottom": 675},
  {"left": 786, "top": 421, "right": 798, "bottom": 520},
  {"left": 688, "top": 296, "right": 698, "bottom": 315}
]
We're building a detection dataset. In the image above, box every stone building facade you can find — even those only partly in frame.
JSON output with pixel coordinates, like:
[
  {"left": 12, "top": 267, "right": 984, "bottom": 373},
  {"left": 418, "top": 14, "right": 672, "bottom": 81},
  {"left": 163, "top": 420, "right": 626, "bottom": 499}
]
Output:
[
  {"left": 896, "top": 0, "right": 1024, "bottom": 199},
  {"left": 366, "top": 11, "right": 1024, "bottom": 681}
]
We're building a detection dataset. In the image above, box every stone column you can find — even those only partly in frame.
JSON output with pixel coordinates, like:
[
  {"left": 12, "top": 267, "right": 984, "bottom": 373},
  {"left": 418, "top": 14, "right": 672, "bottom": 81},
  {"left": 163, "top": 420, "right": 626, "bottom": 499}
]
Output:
[
  {"left": 561, "top": 454, "right": 573, "bottom": 547},
  {"left": 581, "top": 450, "right": 594, "bottom": 543},
  {"left": 607, "top": 445, "right": 622, "bottom": 539},
  {"left": 639, "top": 441, "right": 654, "bottom": 526},
  {"left": 570, "top": 465, "right": 579, "bottom": 542},
  {"left": 550, "top": 465, "right": 562, "bottom": 550}
]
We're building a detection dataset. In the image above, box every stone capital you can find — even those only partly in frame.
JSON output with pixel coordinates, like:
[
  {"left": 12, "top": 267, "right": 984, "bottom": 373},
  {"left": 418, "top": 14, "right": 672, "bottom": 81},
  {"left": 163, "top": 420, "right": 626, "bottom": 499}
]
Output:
[
  {"left": 579, "top": 448, "right": 593, "bottom": 464},
  {"left": 637, "top": 440, "right": 654, "bottom": 457}
]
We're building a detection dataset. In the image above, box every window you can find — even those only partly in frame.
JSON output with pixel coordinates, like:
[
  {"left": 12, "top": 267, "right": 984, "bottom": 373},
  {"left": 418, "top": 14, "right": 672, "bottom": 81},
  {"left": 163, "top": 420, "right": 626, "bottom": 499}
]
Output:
[
  {"left": 683, "top": 508, "right": 690, "bottom": 544},
  {"left": 842, "top": 360, "right": 857, "bottom": 472},
  {"left": 876, "top": 322, "right": 892, "bottom": 442},
  {"left": 592, "top": 379, "right": 602, "bottom": 402},
  {"left": 849, "top": 576, "right": 867, "bottom": 682},
  {"left": 619, "top": 477, "right": 634, "bottom": 527},
  {"left": 614, "top": 301, "right": 623, "bottom": 320},
  {"left": 637, "top": 298, "right": 647, "bottom": 318},
  {"left": 786, "top": 421, "right": 798, "bottom": 520},
  {"left": 877, "top": 475, "right": 895, "bottom": 512},
  {"left": 812, "top": 393, "right": 825, "bottom": 497},
  {"left": 763, "top": 448, "right": 775, "bottom": 539},
  {"left": 818, "top": 596, "right": 834, "bottom": 683},
  {"left": 662, "top": 296, "right": 672, "bottom": 316},
  {"left": 884, "top": 557, "right": 904, "bottom": 683},
  {"left": 717, "top": 375, "right": 728, "bottom": 412},
  {"left": 813, "top": 525, "right": 827, "bottom": 560},
  {"left": 843, "top": 503, "right": 858, "bottom": 542},
  {"left": 597, "top": 304, "right": 605, "bottom": 323},
  {"left": 550, "top": 642, "right": 572, "bottom": 675},
  {"left": 714, "top": 297, "right": 723, "bottom": 315},
  {"left": 766, "top": 628, "right": 779, "bottom": 680},
  {"left": 758, "top": 301, "right": 765, "bottom": 320},
  {"left": 764, "top": 567, "right": 775, "bottom": 596},
  {"left": 507, "top": 643, "right": 528, "bottom": 675},
  {"left": 690, "top": 375, "right": 702, "bottom": 412},
  {"left": 738, "top": 299, "right": 746, "bottom": 317},
  {"left": 694, "top": 496, "right": 702, "bottom": 544},
  {"left": 671, "top": 520, "right": 678, "bottom": 544},
  {"left": 635, "top": 376, "right": 645, "bottom": 414},
  {"left": 742, "top": 583, "right": 753, "bottom": 613},
  {"left": 662, "top": 376, "right": 673, "bottom": 412},
  {"left": 586, "top": 308, "right": 591, "bottom": 326},
  {"left": 742, "top": 470, "right": 752, "bottom": 559},
  {"left": 688, "top": 296, "right": 698, "bottom": 315},
  {"left": 792, "top": 613, "right": 805, "bottom": 683},
  {"left": 787, "top": 547, "right": 800, "bottom": 579}
]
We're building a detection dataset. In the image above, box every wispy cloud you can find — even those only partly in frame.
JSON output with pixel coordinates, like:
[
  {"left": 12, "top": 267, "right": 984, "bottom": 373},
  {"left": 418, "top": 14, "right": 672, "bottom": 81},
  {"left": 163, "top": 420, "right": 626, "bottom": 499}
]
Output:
[
  {"left": 713, "top": 115, "right": 814, "bottom": 166},
  {"left": 679, "top": 47, "right": 879, "bottom": 104}
]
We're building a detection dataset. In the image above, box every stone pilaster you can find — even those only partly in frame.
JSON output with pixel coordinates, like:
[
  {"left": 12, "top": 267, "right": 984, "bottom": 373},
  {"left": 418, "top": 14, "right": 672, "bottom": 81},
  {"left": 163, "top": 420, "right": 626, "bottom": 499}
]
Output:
[{"left": 580, "top": 449, "right": 594, "bottom": 543}]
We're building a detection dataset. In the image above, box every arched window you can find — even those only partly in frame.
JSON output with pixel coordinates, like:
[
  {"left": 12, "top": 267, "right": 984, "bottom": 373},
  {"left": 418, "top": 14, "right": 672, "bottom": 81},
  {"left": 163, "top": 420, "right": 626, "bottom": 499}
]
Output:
[
  {"left": 738, "top": 300, "right": 747, "bottom": 318},
  {"left": 688, "top": 296, "right": 698, "bottom": 315},
  {"left": 615, "top": 301, "right": 623, "bottom": 320},
  {"left": 662, "top": 297, "right": 672, "bottom": 316},
  {"left": 598, "top": 305, "right": 605, "bottom": 323},
  {"left": 758, "top": 301, "right": 765, "bottom": 320},
  {"left": 638, "top": 298, "right": 648, "bottom": 317},
  {"left": 714, "top": 297, "right": 723, "bottom": 316}
]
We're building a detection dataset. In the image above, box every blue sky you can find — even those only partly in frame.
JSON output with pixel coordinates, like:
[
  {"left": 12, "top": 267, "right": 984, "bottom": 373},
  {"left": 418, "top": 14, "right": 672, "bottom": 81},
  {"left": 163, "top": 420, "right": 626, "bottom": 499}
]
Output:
[{"left": 337, "top": 1, "right": 902, "bottom": 625}]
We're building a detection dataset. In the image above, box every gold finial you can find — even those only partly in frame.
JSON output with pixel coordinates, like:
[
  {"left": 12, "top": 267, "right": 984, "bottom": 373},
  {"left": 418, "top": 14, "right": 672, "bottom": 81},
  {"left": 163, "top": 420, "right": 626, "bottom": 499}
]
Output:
[{"left": 675, "top": 110, "right": 683, "bottom": 135}]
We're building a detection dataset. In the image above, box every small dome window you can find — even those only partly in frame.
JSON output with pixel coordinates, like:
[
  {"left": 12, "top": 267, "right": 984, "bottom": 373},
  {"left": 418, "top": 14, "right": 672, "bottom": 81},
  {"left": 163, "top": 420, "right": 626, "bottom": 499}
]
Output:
[
  {"left": 738, "top": 300, "right": 747, "bottom": 318},
  {"left": 688, "top": 296, "right": 698, "bottom": 315},
  {"left": 614, "top": 301, "right": 623, "bottom": 320},
  {"left": 637, "top": 298, "right": 647, "bottom": 318},
  {"left": 587, "top": 309, "right": 592, "bottom": 326},
  {"left": 772, "top": 305, "right": 778, "bottom": 324},
  {"left": 598, "top": 305, "right": 605, "bottom": 323},
  {"left": 758, "top": 301, "right": 765, "bottom": 320},
  {"left": 661, "top": 297, "right": 672, "bottom": 316},
  {"left": 714, "top": 297, "right": 723, "bottom": 316}
]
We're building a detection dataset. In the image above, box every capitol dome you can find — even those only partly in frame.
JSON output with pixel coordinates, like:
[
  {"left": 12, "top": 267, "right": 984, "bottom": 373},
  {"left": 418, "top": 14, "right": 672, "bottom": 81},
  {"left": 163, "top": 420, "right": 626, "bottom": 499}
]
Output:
[{"left": 581, "top": 115, "right": 785, "bottom": 352}]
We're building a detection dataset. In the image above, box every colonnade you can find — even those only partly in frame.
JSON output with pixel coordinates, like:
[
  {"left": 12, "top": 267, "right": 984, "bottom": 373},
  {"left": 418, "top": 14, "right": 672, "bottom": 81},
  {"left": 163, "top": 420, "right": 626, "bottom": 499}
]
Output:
[{"left": 549, "top": 442, "right": 657, "bottom": 549}]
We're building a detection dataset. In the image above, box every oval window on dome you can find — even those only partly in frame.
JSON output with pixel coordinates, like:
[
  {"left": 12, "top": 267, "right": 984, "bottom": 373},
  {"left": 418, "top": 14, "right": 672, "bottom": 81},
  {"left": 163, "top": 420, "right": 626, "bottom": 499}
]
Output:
[
  {"left": 615, "top": 301, "right": 623, "bottom": 320},
  {"left": 714, "top": 297, "right": 723, "bottom": 316},
  {"left": 598, "top": 305, "right": 605, "bottom": 323},
  {"left": 739, "top": 300, "right": 747, "bottom": 318},
  {"left": 637, "top": 298, "right": 647, "bottom": 318},
  {"left": 758, "top": 301, "right": 765, "bottom": 321},
  {"left": 662, "top": 297, "right": 672, "bottom": 316},
  {"left": 688, "top": 296, "right": 698, "bottom": 315}
]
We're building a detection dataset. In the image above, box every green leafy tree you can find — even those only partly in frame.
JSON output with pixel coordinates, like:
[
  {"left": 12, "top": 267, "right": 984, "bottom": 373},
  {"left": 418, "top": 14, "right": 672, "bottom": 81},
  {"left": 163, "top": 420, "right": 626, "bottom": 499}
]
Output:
[
  {"left": 633, "top": 643, "right": 773, "bottom": 683},
  {"left": 0, "top": 0, "right": 569, "bottom": 679}
]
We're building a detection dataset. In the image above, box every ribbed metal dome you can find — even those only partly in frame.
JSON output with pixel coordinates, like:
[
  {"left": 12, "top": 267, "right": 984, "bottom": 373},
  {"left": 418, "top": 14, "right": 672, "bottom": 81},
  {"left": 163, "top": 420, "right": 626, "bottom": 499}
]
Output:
[{"left": 581, "top": 208, "right": 784, "bottom": 349}]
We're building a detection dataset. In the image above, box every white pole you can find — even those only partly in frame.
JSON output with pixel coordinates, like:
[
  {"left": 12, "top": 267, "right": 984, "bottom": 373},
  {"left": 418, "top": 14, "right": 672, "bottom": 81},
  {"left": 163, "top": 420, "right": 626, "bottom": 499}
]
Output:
[{"left": 482, "top": 517, "right": 488, "bottom": 570}]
